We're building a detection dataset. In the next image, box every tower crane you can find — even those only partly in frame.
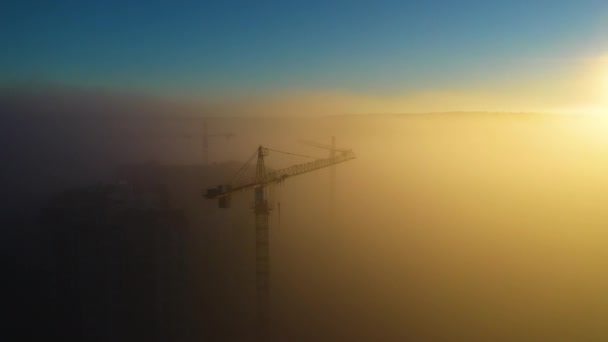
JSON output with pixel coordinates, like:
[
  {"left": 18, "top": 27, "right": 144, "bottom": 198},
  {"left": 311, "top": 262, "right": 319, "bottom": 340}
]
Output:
[
  {"left": 140, "top": 120, "right": 233, "bottom": 164},
  {"left": 298, "top": 137, "right": 350, "bottom": 153},
  {"left": 298, "top": 137, "right": 348, "bottom": 218},
  {"left": 203, "top": 144, "right": 356, "bottom": 340},
  {"left": 202, "top": 120, "right": 234, "bottom": 165}
]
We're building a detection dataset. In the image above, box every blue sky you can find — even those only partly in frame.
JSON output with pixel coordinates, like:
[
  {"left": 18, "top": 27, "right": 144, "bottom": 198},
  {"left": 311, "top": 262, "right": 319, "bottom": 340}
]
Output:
[{"left": 3, "top": 0, "right": 608, "bottom": 110}]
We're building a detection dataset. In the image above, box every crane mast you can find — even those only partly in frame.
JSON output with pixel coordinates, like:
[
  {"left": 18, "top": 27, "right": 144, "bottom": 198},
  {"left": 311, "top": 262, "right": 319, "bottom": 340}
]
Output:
[
  {"left": 330, "top": 136, "right": 336, "bottom": 219},
  {"left": 202, "top": 120, "right": 234, "bottom": 165},
  {"left": 253, "top": 146, "right": 270, "bottom": 340},
  {"left": 204, "top": 144, "right": 355, "bottom": 340}
]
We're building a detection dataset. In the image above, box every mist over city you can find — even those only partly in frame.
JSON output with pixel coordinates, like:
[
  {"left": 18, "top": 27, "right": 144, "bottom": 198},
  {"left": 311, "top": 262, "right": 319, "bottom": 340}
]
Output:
[{"left": 4, "top": 1, "right": 608, "bottom": 341}]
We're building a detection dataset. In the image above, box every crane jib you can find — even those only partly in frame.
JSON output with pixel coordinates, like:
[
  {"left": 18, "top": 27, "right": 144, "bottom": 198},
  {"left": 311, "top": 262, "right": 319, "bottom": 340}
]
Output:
[{"left": 203, "top": 149, "right": 356, "bottom": 206}]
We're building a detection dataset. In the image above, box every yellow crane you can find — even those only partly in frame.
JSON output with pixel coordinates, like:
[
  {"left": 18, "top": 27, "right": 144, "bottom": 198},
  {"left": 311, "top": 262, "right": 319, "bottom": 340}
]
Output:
[{"left": 203, "top": 144, "right": 356, "bottom": 340}]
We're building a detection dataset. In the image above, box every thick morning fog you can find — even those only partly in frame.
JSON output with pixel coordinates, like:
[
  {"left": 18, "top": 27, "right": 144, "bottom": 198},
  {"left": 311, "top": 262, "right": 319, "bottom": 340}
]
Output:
[{"left": 4, "top": 1, "right": 608, "bottom": 341}]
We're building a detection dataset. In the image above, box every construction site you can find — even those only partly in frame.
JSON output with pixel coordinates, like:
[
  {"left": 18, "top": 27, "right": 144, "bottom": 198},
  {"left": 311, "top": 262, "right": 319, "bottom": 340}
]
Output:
[
  {"left": 6, "top": 110, "right": 608, "bottom": 342},
  {"left": 7, "top": 1, "right": 608, "bottom": 341}
]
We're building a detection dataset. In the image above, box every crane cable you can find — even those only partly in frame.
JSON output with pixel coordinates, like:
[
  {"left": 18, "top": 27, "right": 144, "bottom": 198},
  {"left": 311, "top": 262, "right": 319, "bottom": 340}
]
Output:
[
  {"left": 229, "top": 149, "right": 258, "bottom": 185},
  {"left": 229, "top": 146, "right": 319, "bottom": 186}
]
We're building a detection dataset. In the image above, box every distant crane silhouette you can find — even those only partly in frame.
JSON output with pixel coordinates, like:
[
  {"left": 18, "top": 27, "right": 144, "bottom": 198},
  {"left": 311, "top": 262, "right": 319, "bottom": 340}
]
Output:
[
  {"left": 202, "top": 120, "right": 234, "bottom": 165},
  {"left": 204, "top": 143, "right": 356, "bottom": 340},
  {"left": 298, "top": 136, "right": 347, "bottom": 219},
  {"left": 140, "top": 120, "right": 233, "bottom": 164}
]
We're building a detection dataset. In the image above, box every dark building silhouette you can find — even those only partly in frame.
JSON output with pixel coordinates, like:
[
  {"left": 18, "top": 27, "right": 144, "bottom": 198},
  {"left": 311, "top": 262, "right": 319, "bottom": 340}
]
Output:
[
  {"left": 38, "top": 181, "right": 191, "bottom": 341},
  {"left": 5, "top": 162, "right": 257, "bottom": 342}
]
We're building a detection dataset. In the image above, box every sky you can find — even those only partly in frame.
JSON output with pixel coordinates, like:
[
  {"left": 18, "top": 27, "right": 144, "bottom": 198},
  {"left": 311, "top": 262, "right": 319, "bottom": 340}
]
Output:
[{"left": 3, "top": 0, "right": 608, "bottom": 114}]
